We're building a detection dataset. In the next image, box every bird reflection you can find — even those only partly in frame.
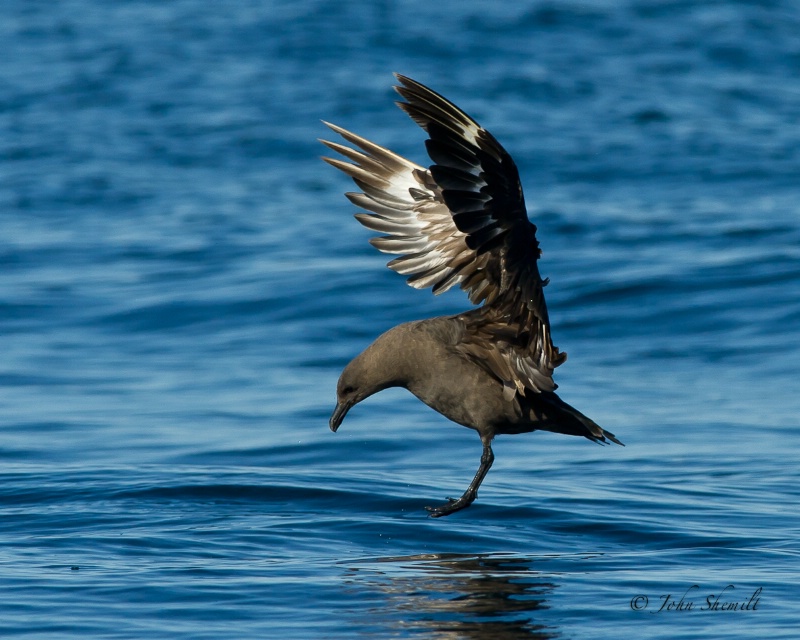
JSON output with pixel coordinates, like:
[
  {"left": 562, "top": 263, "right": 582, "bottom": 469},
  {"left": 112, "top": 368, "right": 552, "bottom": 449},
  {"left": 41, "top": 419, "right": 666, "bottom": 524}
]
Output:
[{"left": 341, "top": 553, "right": 559, "bottom": 639}]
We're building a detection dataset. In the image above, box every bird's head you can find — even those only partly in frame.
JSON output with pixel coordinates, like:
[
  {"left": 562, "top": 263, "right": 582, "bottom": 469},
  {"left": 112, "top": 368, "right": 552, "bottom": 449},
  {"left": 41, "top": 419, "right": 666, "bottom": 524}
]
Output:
[
  {"left": 330, "top": 365, "right": 364, "bottom": 432},
  {"left": 329, "top": 338, "right": 404, "bottom": 432}
]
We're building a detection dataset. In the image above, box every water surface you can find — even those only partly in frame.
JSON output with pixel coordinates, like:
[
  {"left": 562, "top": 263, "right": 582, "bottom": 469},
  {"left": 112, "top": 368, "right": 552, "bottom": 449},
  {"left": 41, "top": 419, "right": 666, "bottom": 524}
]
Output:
[{"left": 2, "top": 1, "right": 799, "bottom": 637}]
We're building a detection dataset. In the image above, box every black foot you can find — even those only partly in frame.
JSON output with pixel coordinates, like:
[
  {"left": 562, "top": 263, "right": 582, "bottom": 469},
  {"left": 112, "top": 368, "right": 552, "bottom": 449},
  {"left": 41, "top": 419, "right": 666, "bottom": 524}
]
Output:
[
  {"left": 425, "top": 441, "right": 494, "bottom": 518},
  {"left": 425, "top": 494, "right": 475, "bottom": 518}
]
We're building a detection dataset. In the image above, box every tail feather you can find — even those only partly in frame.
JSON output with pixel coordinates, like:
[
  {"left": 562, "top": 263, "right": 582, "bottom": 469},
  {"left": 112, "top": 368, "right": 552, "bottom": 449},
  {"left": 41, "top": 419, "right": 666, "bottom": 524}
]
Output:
[{"left": 533, "top": 392, "right": 623, "bottom": 446}]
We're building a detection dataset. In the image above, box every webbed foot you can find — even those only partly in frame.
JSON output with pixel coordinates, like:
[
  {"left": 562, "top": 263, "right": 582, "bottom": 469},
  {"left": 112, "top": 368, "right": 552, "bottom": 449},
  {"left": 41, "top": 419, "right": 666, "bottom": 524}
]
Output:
[
  {"left": 425, "top": 493, "right": 475, "bottom": 518},
  {"left": 424, "top": 440, "right": 494, "bottom": 518}
]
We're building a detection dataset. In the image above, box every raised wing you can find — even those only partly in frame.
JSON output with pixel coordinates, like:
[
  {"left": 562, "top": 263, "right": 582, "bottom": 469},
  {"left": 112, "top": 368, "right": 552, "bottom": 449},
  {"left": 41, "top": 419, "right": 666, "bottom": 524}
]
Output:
[
  {"left": 321, "top": 74, "right": 566, "bottom": 396},
  {"left": 320, "top": 122, "right": 492, "bottom": 298}
]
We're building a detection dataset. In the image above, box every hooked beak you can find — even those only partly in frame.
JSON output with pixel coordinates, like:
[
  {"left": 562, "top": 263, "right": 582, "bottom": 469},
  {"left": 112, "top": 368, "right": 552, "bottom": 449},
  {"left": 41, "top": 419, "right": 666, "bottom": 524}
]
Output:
[{"left": 329, "top": 400, "right": 352, "bottom": 432}]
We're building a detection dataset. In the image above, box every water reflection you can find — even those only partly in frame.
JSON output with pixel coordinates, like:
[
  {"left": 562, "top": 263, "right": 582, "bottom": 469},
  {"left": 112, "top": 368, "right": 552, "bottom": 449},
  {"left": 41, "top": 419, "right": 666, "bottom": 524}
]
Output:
[{"left": 341, "top": 553, "right": 559, "bottom": 639}]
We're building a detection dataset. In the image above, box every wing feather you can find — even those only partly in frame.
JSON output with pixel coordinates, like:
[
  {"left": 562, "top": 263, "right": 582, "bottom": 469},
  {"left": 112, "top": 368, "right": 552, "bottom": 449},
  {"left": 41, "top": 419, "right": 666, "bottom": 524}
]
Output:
[{"left": 321, "top": 75, "right": 567, "bottom": 396}]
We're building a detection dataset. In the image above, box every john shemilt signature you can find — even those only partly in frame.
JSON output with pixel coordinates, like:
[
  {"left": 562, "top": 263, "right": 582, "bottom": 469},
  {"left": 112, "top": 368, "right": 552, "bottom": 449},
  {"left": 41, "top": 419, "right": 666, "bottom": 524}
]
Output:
[{"left": 630, "top": 585, "right": 762, "bottom": 613}]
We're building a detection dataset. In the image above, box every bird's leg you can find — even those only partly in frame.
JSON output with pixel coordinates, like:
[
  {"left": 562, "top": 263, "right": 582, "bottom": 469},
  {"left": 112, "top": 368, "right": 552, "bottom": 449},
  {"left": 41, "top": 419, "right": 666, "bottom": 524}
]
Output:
[{"left": 426, "top": 438, "right": 494, "bottom": 518}]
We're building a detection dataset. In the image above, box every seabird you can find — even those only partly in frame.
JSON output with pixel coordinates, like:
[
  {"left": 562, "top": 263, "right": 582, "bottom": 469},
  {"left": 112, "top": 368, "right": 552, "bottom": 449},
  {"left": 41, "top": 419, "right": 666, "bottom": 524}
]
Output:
[{"left": 321, "top": 74, "right": 622, "bottom": 518}]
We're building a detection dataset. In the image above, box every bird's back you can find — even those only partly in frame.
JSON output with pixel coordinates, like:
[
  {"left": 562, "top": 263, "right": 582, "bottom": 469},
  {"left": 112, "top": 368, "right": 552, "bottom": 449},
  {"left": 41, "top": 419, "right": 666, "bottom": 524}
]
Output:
[{"left": 395, "top": 317, "right": 527, "bottom": 434}]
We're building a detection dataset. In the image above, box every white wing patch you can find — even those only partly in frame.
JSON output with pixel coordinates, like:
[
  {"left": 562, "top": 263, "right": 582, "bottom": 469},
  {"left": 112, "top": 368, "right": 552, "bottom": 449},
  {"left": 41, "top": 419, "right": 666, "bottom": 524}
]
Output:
[{"left": 321, "top": 122, "right": 482, "bottom": 296}]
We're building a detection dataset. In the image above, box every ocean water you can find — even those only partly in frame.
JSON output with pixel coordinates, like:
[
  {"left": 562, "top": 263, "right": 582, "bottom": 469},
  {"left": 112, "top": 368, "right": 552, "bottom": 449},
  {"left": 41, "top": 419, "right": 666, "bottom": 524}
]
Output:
[{"left": 2, "top": 0, "right": 800, "bottom": 637}]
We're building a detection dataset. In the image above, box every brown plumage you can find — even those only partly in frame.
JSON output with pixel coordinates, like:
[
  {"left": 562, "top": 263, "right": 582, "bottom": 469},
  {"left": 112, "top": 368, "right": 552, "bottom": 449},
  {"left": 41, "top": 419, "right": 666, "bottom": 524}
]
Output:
[{"left": 322, "top": 74, "right": 622, "bottom": 518}]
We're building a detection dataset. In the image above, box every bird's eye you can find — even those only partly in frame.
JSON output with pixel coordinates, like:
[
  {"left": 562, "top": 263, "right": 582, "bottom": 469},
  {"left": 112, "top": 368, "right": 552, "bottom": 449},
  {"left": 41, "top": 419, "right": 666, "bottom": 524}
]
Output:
[{"left": 342, "top": 385, "right": 356, "bottom": 395}]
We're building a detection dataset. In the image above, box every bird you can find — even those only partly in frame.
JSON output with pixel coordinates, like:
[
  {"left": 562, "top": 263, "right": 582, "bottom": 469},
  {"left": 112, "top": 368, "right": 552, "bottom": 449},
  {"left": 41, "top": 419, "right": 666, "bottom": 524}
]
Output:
[{"left": 321, "top": 74, "right": 622, "bottom": 518}]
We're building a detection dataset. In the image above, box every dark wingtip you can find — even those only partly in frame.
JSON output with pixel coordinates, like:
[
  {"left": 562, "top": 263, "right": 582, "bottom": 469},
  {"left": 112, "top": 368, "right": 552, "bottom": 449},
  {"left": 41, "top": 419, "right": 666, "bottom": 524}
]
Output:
[{"left": 392, "top": 73, "right": 411, "bottom": 99}]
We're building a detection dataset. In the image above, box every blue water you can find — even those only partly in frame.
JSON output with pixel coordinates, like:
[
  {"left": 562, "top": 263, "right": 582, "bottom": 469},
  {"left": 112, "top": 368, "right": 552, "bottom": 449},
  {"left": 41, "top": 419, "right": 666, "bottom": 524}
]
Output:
[{"left": 2, "top": 0, "right": 799, "bottom": 637}]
